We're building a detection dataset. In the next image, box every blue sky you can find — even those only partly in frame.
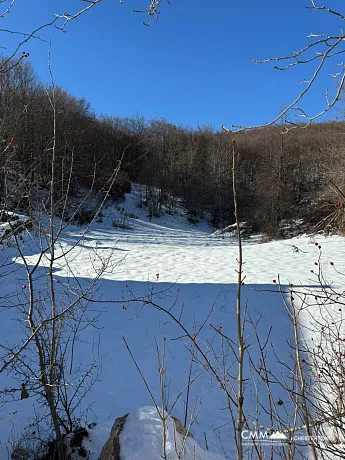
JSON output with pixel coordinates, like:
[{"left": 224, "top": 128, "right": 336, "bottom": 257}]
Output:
[{"left": 1, "top": 0, "right": 342, "bottom": 129}]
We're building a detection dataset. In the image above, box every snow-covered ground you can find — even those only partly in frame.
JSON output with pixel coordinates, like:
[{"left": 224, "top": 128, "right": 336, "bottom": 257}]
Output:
[{"left": 0, "top": 184, "right": 344, "bottom": 459}]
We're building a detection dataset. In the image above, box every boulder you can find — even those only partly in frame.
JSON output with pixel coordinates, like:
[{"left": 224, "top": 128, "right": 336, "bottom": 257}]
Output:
[
  {"left": 99, "top": 414, "right": 128, "bottom": 460},
  {"left": 99, "top": 406, "right": 225, "bottom": 460}
]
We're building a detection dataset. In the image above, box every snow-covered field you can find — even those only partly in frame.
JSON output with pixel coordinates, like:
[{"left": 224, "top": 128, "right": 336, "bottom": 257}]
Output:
[{"left": 0, "top": 185, "right": 344, "bottom": 459}]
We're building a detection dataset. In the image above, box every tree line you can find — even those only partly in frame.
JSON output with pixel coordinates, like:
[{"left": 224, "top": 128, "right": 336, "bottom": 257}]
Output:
[{"left": 1, "top": 57, "right": 344, "bottom": 236}]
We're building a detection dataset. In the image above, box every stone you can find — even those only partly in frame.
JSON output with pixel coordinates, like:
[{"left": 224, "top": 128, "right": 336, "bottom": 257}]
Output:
[{"left": 99, "top": 413, "right": 128, "bottom": 460}]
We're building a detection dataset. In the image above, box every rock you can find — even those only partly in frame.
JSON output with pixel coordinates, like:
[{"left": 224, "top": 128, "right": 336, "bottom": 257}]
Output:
[
  {"left": 99, "top": 413, "right": 128, "bottom": 460},
  {"left": 99, "top": 407, "right": 225, "bottom": 460},
  {"left": 171, "top": 416, "right": 193, "bottom": 439}
]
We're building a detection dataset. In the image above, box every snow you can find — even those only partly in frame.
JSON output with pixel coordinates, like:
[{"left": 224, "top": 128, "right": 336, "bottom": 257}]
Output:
[
  {"left": 120, "top": 406, "right": 225, "bottom": 460},
  {"left": 0, "top": 184, "right": 344, "bottom": 459}
]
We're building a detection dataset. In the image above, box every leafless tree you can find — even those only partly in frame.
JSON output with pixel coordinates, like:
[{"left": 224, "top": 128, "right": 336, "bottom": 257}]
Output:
[
  {"left": 0, "top": 56, "right": 124, "bottom": 459},
  {"left": 220, "top": 1, "right": 345, "bottom": 132},
  {"left": 0, "top": 0, "right": 171, "bottom": 74}
]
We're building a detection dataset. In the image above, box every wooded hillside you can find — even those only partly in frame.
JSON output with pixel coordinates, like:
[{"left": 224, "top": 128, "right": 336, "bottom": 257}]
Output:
[{"left": 1, "top": 58, "right": 344, "bottom": 236}]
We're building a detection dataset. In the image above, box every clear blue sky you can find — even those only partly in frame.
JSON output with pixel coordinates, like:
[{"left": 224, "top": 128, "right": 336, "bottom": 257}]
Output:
[{"left": 1, "top": 0, "right": 342, "bottom": 129}]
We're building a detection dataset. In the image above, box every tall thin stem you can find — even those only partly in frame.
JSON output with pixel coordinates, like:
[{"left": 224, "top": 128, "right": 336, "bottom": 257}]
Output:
[{"left": 232, "top": 138, "right": 244, "bottom": 459}]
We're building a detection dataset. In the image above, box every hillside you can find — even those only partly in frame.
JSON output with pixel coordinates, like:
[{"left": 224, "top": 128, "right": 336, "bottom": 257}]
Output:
[{"left": 0, "top": 185, "right": 344, "bottom": 458}]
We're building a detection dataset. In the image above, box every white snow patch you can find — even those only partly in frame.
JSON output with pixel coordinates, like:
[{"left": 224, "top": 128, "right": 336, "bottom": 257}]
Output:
[{"left": 120, "top": 406, "right": 225, "bottom": 460}]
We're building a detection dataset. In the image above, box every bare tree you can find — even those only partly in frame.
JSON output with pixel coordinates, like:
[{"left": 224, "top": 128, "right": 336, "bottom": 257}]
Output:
[
  {"left": 220, "top": 1, "right": 345, "bottom": 132},
  {"left": 0, "top": 55, "right": 125, "bottom": 459},
  {"left": 0, "top": 0, "right": 171, "bottom": 75}
]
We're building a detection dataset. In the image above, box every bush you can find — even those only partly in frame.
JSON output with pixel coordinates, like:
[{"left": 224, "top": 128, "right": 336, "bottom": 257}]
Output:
[
  {"left": 109, "top": 171, "right": 131, "bottom": 201},
  {"left": 73, "top": 210, "right": 94, "bottom": 225}
]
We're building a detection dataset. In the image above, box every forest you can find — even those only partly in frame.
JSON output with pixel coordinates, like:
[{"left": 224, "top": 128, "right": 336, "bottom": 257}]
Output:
[{"left": 1, "top": 57, "right": 344, "bottom": 238}]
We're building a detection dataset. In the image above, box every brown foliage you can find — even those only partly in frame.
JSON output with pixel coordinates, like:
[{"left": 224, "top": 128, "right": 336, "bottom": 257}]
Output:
[{"left": 1, "top": 57, "right": 344, "bottom": 236}]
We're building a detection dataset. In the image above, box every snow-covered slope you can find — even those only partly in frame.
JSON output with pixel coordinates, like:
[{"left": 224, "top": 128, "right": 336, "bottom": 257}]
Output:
[{"left": 0, "top": 184, "right": 344, "bottom": 459}]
